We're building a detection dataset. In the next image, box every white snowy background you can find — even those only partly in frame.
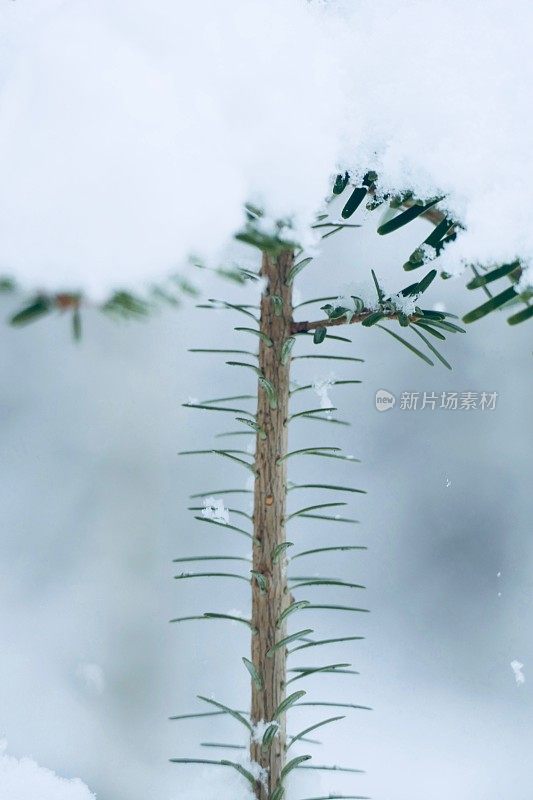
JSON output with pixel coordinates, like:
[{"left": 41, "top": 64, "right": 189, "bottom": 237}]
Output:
[
  {"left": 1, "top": 215, "right": 532, "bottom": 800},
  {"left": 0, "top": 0, "right": 532, "bottom": 798}
]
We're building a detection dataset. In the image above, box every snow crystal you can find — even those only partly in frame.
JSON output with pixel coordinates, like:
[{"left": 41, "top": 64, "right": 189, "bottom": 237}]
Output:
[
  {"left": 202, "top": 496, "right": 230, "bottom": 525},
  {"left": 313, "top": 373, "right": 336, "bottom": 411},
  {"left": 511, "top": 660, "right": 525, "bottom": 686},
  {"left": 0, "top": 747, "right": 95, "bottom": 800},
  {"left": 1, "top": 1, "right": 533, "bottom": 294},
  {"left": 386, "top": 292, "right": 418, "bottom": 316}
]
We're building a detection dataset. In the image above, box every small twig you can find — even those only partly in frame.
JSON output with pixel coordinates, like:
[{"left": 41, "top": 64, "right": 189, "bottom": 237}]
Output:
[{"left": 291, "top": 310, "right": 407, "bottom": 334}]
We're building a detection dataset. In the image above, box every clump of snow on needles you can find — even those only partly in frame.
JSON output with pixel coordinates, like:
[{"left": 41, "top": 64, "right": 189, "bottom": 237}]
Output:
[
  {"left": 335, "top": 275, "right": 418, "bottom": 315},
  {"left": 1, "top": 0, "right": 533, "bottom": 295},
  {"left": 0, "top": 741, "right": 95, "bottom": 800},
  {"left": 202, "top": 496, "right": 230, "bottom": 525},
  {"left": 386, "top": 292, "right": 418, "bottom": 316}
]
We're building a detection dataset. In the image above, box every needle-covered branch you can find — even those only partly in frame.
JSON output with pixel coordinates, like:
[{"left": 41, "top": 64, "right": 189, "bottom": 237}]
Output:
[{"left": 291, "top": 309, "right": 406, "bottom": 334}]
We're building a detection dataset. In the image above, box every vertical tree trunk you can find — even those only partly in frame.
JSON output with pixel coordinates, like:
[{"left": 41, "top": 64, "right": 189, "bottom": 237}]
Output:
[{"left": 250, "top": 249, "right": 294, "bottom": 799}]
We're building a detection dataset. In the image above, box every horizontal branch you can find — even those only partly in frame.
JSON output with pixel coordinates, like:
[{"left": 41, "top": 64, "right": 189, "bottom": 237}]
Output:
[{"left": 291, "top": 309, "right": 403, "bottom": 334}]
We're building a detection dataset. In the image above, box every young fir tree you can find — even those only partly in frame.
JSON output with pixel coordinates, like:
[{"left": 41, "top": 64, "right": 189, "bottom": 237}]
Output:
[
  {"left": 6, "top": 173, "right": 531, "bottom": 800},
  {"left": 165, "top": 175, "right": 531, "bottom": 800}
]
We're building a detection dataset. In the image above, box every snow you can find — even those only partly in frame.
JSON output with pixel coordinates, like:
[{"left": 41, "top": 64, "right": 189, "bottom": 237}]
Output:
[
  {"left": 172, "top": 756, "right": 277, "bottom": 800},
  {"left": 0, "top": 744, "right": 95, "bottom": 800},
  {"left": 386, "top": 292, "right": 418, "bottom": 317},
  {"left": 251, "top": 720, "right": 279, "bottom": 744},
  {"left": 173, "top": 764, "right": 255, "bottom": 800},
  {"left": 516, "top": 265, "right": 533, "bottom": 294},
  {"left": 313, "top": 373, "right": 336, "bottom": 411},
  {"left": 202, "top": 497, "right": 230, "bottom": 525},
  {"left": 336, "top": 281, "right": 379, "bottom": 314},
  {"left": 244, "top": 759, "right": 267, "bottom": 788},
  {"left": 0, "top": 1, "right": 533, "bottom": 295},
  {"left": 0, "top": 730, "right": 308, "bottom": 800},
  {"left": 511, "top": 660, "right": 525, "bottom": 686},
  {"left": 0, "top": 0, "right": 344, "bottom": 297},
  {"left": 333, "top": 275, "right": 421, "bottom": 316}
]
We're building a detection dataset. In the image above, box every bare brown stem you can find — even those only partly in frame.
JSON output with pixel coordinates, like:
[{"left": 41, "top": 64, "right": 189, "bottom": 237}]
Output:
[{"left": 250, "top": 250, "right": 293, "bottom": 799}]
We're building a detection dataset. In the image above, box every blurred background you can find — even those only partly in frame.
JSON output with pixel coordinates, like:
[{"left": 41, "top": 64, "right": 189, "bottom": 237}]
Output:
[{"left": 0, "top": 212, "right": 531, "bottom": 800}]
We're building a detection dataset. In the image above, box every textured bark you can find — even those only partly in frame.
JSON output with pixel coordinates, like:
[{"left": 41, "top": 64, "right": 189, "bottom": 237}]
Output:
[{"left": 250, "top": 249, "right": 294, "bottom": 799}]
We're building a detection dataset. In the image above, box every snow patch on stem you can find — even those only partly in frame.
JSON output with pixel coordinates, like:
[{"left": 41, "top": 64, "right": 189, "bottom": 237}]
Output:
[
  {"left": 245, "top": 757, "right": 268, "bottom": 788},
  {"left": 251, "top": 719, "right": 279, "bottom": 744}
]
